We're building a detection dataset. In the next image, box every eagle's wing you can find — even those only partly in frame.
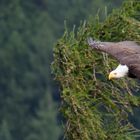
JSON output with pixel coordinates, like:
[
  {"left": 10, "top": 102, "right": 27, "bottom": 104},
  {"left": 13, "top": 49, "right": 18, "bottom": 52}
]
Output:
[
  {"left": 128, "top": 63, "right": 140, "bottom": 79},
  {"left": 87, "top": 37, "right": 140, "bottom": 78},
  {"left": 87, "top": 38, "right": 140, "bottom": 62}
]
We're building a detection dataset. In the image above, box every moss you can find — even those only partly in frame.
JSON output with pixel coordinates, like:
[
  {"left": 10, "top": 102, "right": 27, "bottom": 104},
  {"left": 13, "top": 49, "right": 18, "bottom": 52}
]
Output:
[{"left": 52, "top": 0, "right": 140, "bottom": 139}]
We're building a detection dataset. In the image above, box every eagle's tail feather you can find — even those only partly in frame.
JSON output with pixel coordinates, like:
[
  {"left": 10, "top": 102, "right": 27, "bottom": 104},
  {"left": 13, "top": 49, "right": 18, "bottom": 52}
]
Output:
[{"left": 87, "top": 37, "right": 100, "bottom": 49}]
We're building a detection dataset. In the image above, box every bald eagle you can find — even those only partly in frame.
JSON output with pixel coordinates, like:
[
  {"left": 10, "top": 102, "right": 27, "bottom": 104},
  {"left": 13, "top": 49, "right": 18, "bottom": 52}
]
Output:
[{"left": 87, "top": 38, "right": 140, "bottom": 80}]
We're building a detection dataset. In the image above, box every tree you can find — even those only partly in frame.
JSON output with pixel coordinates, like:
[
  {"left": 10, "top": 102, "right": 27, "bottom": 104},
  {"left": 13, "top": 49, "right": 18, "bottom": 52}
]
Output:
[
  {"left": 27, "top": 89, "right": 62, "bottom": 140},
  {"left": 52, "top": 0, "right": 140, "bottom": 139},
  {"left": 0, "top": 120, "right": 12, "bottom": 140},
  {"left": 0, "top": 1, "right": 60, "bottom": 139}
]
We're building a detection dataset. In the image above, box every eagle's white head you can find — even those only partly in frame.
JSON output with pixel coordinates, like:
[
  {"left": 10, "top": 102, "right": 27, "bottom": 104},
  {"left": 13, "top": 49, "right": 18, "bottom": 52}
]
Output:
[{"left": 109, "top": 64, "right": 129, "bottom": 80}]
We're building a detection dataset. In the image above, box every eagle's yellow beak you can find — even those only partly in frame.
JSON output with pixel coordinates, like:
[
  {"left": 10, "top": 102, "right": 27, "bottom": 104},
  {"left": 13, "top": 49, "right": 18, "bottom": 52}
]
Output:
[{"left": 108, "top": 73, "right": 114, "bottom": 80}]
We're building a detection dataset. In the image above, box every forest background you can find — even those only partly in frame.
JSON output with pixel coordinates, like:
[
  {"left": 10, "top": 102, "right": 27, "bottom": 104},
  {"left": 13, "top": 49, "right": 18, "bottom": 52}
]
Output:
[{"left": 1, "top": 0, "right": 139, "bottom": 140}]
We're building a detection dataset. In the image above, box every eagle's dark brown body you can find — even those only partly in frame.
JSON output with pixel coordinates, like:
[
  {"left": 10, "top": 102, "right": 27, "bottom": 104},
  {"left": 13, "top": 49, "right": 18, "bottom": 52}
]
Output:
[{"left": 87, "top": 38, "right": 140, "bottom": 79}]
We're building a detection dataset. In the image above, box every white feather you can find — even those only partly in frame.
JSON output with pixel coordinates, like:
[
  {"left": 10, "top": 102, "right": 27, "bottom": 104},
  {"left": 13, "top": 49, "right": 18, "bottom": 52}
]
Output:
[{"left": 110, "top": 64, "right": 129, "bottom": 79}]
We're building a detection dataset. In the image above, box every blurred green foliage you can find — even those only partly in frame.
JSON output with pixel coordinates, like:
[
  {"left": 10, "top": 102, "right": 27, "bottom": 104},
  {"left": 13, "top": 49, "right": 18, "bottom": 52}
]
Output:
[
  {"left": 0, "top": 0, "right": 60, "bottom": 140},
  {"left": 52, "top": 0, "right": 140, "bottom": 140}
]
